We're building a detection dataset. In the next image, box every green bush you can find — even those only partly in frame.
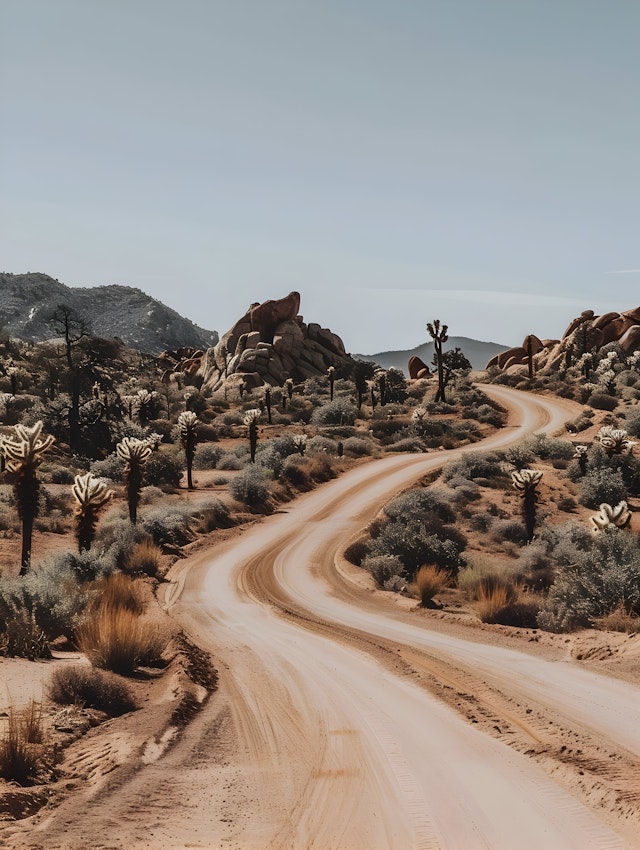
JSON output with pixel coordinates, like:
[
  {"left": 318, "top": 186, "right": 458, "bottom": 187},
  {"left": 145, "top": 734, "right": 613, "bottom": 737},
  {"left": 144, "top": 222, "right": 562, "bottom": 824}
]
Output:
[{"left": 578, "top": 467, "right": 627, "bottom": 509}]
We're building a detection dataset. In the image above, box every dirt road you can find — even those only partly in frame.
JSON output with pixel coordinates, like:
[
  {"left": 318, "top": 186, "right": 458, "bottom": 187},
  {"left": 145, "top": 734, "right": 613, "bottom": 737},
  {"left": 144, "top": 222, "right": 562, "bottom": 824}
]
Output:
[{"left": 12, "top": 387, "right": 640, "bottom": 848}]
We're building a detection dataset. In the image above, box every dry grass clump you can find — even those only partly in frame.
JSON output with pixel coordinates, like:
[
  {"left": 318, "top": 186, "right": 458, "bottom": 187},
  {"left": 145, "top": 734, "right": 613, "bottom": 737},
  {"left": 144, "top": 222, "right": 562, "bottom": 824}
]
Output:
[
  {"left": 91, "top": 572, "right": 145, "bottom": 615},
  {"left": 48, "top": 665, "right": 137, "bottom": 715},
  {"left": 76, "top": 606, "right": 168, "bottom": 675},
  {"left": 476, "top": 575, "right": 518, "bottom": 622},
  {"left": 415, "top": 565, "right": 451, "bottom": 608},
  {"left": 123, "top": 538, "right": 162, "bottom": 576},
  {"left": 596, "top": 607, "right": 640, "bottom": 634},
  {"left": 0, "top": 700, "right": 50, "bottom": 785}
]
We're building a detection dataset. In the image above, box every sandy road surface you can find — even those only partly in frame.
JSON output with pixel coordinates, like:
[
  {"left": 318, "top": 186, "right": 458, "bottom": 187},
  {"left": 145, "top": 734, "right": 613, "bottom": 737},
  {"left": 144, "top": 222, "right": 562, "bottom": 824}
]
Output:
[{"left": 10, "top": 387, "right": 640, "bottom": 849}]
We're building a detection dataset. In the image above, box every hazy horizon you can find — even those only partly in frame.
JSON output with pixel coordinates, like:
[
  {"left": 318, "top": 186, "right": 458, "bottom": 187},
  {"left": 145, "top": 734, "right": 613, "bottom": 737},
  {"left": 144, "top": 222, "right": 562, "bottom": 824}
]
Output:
[{"left": 2, "top": 2, "right": 639, "bottom": 353}]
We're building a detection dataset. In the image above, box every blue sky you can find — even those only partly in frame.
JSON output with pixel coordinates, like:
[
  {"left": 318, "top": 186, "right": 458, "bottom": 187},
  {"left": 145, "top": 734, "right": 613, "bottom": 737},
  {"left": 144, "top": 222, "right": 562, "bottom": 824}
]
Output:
[{"left": 1, "top": 1, "right": 639, "bottom": 353}]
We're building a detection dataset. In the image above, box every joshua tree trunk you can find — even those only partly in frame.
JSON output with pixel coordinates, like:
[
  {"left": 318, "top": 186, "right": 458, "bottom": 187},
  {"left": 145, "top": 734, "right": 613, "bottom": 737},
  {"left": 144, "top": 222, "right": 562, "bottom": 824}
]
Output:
[{"left": 428, "top": 320, "right": 449, "bottom": 404}]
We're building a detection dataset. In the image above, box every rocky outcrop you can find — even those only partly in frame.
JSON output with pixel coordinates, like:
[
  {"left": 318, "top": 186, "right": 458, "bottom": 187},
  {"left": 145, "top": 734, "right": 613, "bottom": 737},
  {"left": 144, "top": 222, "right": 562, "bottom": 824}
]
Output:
[
  {"left": 199, "top": 292, "right": 350, "bottom": 392},
  {"left": 408, "top": 356, "right": 431, "bottom": 379},
  {"left": 488, "top": 305, "right": 640, "bottom": 373}
]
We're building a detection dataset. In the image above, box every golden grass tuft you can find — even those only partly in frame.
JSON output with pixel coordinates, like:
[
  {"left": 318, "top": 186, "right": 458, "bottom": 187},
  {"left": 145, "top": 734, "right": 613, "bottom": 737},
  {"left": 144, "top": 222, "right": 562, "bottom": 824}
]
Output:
[
  {"left": 476, "top": 576, "right": 518, "bottom": 623},
  {"left": 123, "top": 539, "right": 162, "bottom": 576},
  {"left": 76, "top": 606, "right": 168, "bottom": 676},
  {"left": 0, "top": 701, "right": 49, "bottom": 785},
  {"left": 91, "top": 572, "right": 145, "bottom": 615},
  {"left": 415, "top": 565, "right": 451, "bottom": 607}
]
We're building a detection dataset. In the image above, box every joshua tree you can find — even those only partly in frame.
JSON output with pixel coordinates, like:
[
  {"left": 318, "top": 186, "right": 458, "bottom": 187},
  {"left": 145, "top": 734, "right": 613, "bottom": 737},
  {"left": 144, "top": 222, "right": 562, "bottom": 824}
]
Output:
[
  {"left": 178, "top": 410, "right": 199, "bottom": 490},
  {"left": 427, "top": 320, "right": 448, "bottom": 403},
  {"left": 285, "top": 378, "right": 294, "bottom": 403},
  {"left": 134, "top": 389, "right": 160, "bottom": 426},
  {"left": 327, "top": 366, "right": 335, "bottom": 401},
  {"left": 292, "top": 434, "right": 307, "bottom": 456},
  {"left": 370, "top": 382, "right": 377, "bottom": 410},
  {"left": 1, "top": 422, "right": 55, "bottom": 575},
  {"left": 590, "top": 501, "right": 631, "bottom": 533},
  {"left": 352, "top": 361, "right": 374, "bottom": 410},
  {"left": 72, "top": 473, "right": 113, "bottom": 551},
  {"left": 264, "top": 387, "right": 272, "bottom": 424},
  {"left": 244, "top": 409, "right": 261, "bottom": 463},
  {"left": 597, "top": 427, "right": 636, "bottom": 457},
  {"left": 573, "top": 444, "right": 588, "bottom": 476},
  {"left": 430, "top": 348, "right": 471, "bottom": 404},
  {"left": 378, "top": 372, "right": 387, "bottom": 406},
  {"left": 116, "top": 437, "right": 153, "bottom": 524},
  {"left": 511, "top": 468, "right": 543, "bottom": 542}
]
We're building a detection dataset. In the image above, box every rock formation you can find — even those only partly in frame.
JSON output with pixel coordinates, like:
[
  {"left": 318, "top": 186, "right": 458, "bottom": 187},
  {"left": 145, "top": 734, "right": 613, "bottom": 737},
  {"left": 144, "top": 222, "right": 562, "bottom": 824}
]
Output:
[
  {"left": 198, "top": 292, "right": 350, "bottom": 392},
  {"left": 487, "top": 305, "right": 640, "bottom": 374},
  {"left": 408, "top": 356, "right": 431, "bottom": 379}
]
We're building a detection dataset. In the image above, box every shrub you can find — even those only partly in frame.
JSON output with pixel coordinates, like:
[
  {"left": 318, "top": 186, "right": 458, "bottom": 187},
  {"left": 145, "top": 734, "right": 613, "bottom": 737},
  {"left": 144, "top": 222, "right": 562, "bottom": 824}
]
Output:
[
  {"left": 362, "top": 555, "right": 405, "bottom": 587},
  {"left": 194, "top": 444, "right": 224, "bottom": 470},
  {"left": 144, "top": 450, "right": 183, "bottom": 488},
  {"left": 90, "top": 453, "right": 125, "bottom": 482},
  {"left": 342, "top": 436, "right": 374, "bottom": 457},
  {"left": 366, "top": 521, "right": 463, "bottom": 576},
  {"left": 196, "top": 499, "right": 232, "bottom": 532},
  {"left": 441, "top": 451, "right": 505, "bottom": 484},
  {"left": 579, "top": 467, "right": 627, "bottom": 509},
  {"left": 229, "top": 465, "right": 271, "bottom": 508},
  {"left": 476, "top": 576, "right": 518, "bottom": 623},
  {"left": 142, "top": 507, "right": 194, "bottom": 548},
  {"left": 48, "top": 665, "right": 137, "bottom": 715},
  {"left": 386, "top": 436, "right": 425, "bottom": 453},
  {"left": 281, "top": 456, "right": 312, "bottom": 489},
  {"left": 491, "top": 518, "right": 529, "bottom": 546},
  {"left": 306, "top": 435, "right": 339, "bottom": 456},
  {"left": 625, "top": 411, "right": 640, "bottom": 438},
  {"left": 538, "top": 530, "right": 640, "bottom": 632},
  {"left": 76, "top": 607, "right": 168, "bottom": 675},
  {"left": 384, "top": 488, "right": 455, "bottom": 524},
  {"left": 216, "top": 452, "right": 246, "bottom": 471},
  {"left": 311, "top": 398, "right": 357, "bottom": 426},
  {"left": 415, "top": 565, "right": 451, "bottom": 607},
  {"left": 586, "top": 393, "right": 618, "bottom": 411}
]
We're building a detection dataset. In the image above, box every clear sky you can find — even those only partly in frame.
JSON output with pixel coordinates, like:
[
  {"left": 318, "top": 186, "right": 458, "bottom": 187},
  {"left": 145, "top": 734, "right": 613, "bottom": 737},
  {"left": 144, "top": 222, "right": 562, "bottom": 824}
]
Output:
[{"left": 2, "top": 1, "right": 639, "bottom": 353}]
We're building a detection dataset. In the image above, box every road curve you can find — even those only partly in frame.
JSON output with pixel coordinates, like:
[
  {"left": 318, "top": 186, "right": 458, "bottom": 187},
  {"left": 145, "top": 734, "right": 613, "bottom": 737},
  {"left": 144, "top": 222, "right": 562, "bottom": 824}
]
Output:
[{"left": 12, "top": 387, "right": 639, "bottom": 849}]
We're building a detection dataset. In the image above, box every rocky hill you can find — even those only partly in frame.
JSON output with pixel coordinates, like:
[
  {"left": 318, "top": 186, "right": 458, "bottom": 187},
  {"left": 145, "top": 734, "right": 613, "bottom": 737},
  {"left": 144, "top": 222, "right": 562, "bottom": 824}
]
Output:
[
  {"left": 356, "top": 337, "right": 509, "bottom": 375},
  {"left": 0, "top": 273, "right": 218, "bottom": 355}
]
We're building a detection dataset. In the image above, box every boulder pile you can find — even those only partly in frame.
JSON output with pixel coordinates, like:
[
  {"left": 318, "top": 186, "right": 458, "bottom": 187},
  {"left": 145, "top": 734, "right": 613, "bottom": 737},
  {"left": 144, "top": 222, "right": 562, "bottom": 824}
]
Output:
[
  {"left": 198, "top": 292, "right": 351, "bottom": 392},
  {"left": 487, "top": 306, "right": 640, "bottom": 373}
]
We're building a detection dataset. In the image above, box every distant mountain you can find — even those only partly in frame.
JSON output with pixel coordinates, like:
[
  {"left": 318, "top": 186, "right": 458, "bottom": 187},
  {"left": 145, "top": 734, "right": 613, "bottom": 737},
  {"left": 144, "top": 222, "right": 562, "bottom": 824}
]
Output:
[
  {"left": 0, "top": 273, "right": 218, "bottom": 355},
  {"left": 355, "top": 336, "right": 510, "bottom": 374}
]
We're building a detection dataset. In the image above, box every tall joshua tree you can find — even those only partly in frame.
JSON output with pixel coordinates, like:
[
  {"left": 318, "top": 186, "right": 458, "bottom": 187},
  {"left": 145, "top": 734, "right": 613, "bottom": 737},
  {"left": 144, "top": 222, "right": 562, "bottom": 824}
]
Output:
[
  {"left": 511, "top": 469, "right": 543, "bottom": 542},
  {"left": 1, "top": 422, "right": 55, "bottom": 575},
  {"left": 72, "top": 473, "right": 113, "bottom": 551},
  {"left": 427, "top": 319, "right": 448, "bottom": 403},
  {"left": 116, "top": 437, "right": 152, "bottom": 524},
  {"left": 244, "top": 409, "right": 261, "bottom": 462},
  {"left": 178, "top": 410, "right": 198, "bottom": 490}
]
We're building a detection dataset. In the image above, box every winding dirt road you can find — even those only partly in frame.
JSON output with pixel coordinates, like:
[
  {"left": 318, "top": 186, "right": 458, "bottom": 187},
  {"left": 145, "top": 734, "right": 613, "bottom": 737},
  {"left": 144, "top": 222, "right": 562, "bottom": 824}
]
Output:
[{"left": 12, "top": 387, "right": 640, "bottom": 849}]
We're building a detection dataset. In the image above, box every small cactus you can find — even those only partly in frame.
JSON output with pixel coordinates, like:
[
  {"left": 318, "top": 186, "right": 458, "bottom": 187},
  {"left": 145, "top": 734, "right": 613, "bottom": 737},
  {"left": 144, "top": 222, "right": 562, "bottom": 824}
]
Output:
[
  {"left": 1, "top": 421, "right": 55, "bottom": 574},
  {"left": 244, "top": 409, "right": 261, "bottom": 462},
  {"left": 72, "top": 473, "right": 113, "bottom": 551},
  {"left": 116, "top": 437, "right": 153, "bottom": 523},
  {"left": 285, "top": 378, "right": 294, "bottom": 401},
  {"left": 573, "top": 444, "right": 588, "bottom": 476},
  {"left": 178, "top": 410, "right": 198, "bottom": 490},
  {"left": 292, "top": 434, "right": 307, "bottom": 456},
  {"left": 511, "top": 468, "right": 543, "bottom": 541},
  {"left": 327, "top": 366, "right": 335, "bottom": 401},
  {"left": 590, "top": 501, "right": 631, "bottom": 533}
]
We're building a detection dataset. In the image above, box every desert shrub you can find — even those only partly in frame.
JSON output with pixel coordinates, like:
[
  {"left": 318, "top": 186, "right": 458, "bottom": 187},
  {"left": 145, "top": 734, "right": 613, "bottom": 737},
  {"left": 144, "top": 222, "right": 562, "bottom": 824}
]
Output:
[
  {"left": 90, "top": 452, "right": 125, "bottom": 481},
  {"left": 342, "top": 437, "right": 374, "bottom": 457},
  {"left": 362, "top": 555, "right": 404, "bottom": 587},
  {"left": 415, "top": 565, "right": 451, "bottom": 607},
  {"left": 505, "top": 443, "right": 535, "bottom": 470},
  {"left": 445, "top": 476, "right": 481, "bottom": 502},
  {"left": 216, "top": 452, "right": 245, "bottom": 471},
  {"left": 76, "top": 607, "right": 168, "bottom": 675},
  {"left": 383, "top": 488, "right": 455, "bottom": 524},
  {"left": 466, "top": 403, "right": 504, "bottom": 427},
  {"left": 457, "top": 556, "right": 508, "bottom": 596},
  {"left": 47, "top": 464, "right": 76, "bottom": 484},
  {"left": 366, "top": 521, "right": 463, "bottom": 576},
  {"left": 524, "top": 434, "right": 576, "bottom": 460},
  {"left": 144, "top": 450, "right": 183, "bottom": 488},
  {"left": 306, "top": 435, "right": 339, "bottom": 456},
  {"left": 386, "top": 436, "right": 426, "bottom": 453},
  {"left": 441, "top": 451, "right": 505, "bottom": 484},
  {"left": 140, "top": 485, "right": 164, "bottom": 505},
  {"left": 195, "top": 499, "right": 232, "bottom": 532},
  {"left": 538, "top": 530, "right": 640, "bottom": 632},
  {"left": 93, "top": 517, "right": 150, "bottom": 571},
  {"left": 194, "top": 444, "right": 224, "bottom": 470},
  {"left": 123, "top": 539, "right": 162, "bottom": 576},
  {"left": 0, "top": 701, "right": 49, "bottom": 785},
  {"left": 586, "top": 393, "right": 618, "bottom": 411},
  {"left": 625, "top": 410, "right": 640, "bottom": 438},
  {"left": 48, "top": 665, "right": 137, "bottom": 715},
  {"left": 476, "top": 576, "right": 518, "bottom": 622},
  {"left": 311, "top": 398, "right": 357, "bottom": 426},
  {"left": 557, "top": 496, "right": 577, "bottom": 512},
  {"left": 141, "top": 506, "right": 194, "bottom": 548},
  {"left": 491, "top": 518, "right": 529, "bottom": 546},
  {"left": 213, "top": 475, "right": 228, "bottom": 485},
  {"left": 596, "top": 608, "right": 640, "bottom": 633},
  {"left": 343, "top": 538, "right": 368, "bottom": 566},
  {"left": 0, "top": 607, "right": 50, "bottom": 660},
  {"left": 565, "top": 415, "right": 592, "bottom": 434},
  {"left": 281, "top": 455, "right": 311, "bottom": 489},
  {"left": 578, "top": 467, "right": 626, "bottom": 509},
  {"left": 229, "top": 465, "right": 271, "bottom": 508}
]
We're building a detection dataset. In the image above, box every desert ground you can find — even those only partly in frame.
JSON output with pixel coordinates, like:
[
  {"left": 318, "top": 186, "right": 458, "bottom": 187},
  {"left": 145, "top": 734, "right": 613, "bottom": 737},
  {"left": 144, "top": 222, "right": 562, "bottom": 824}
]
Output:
[{"left": 2, "top": 385, "right": 639, "bottom": 849}]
